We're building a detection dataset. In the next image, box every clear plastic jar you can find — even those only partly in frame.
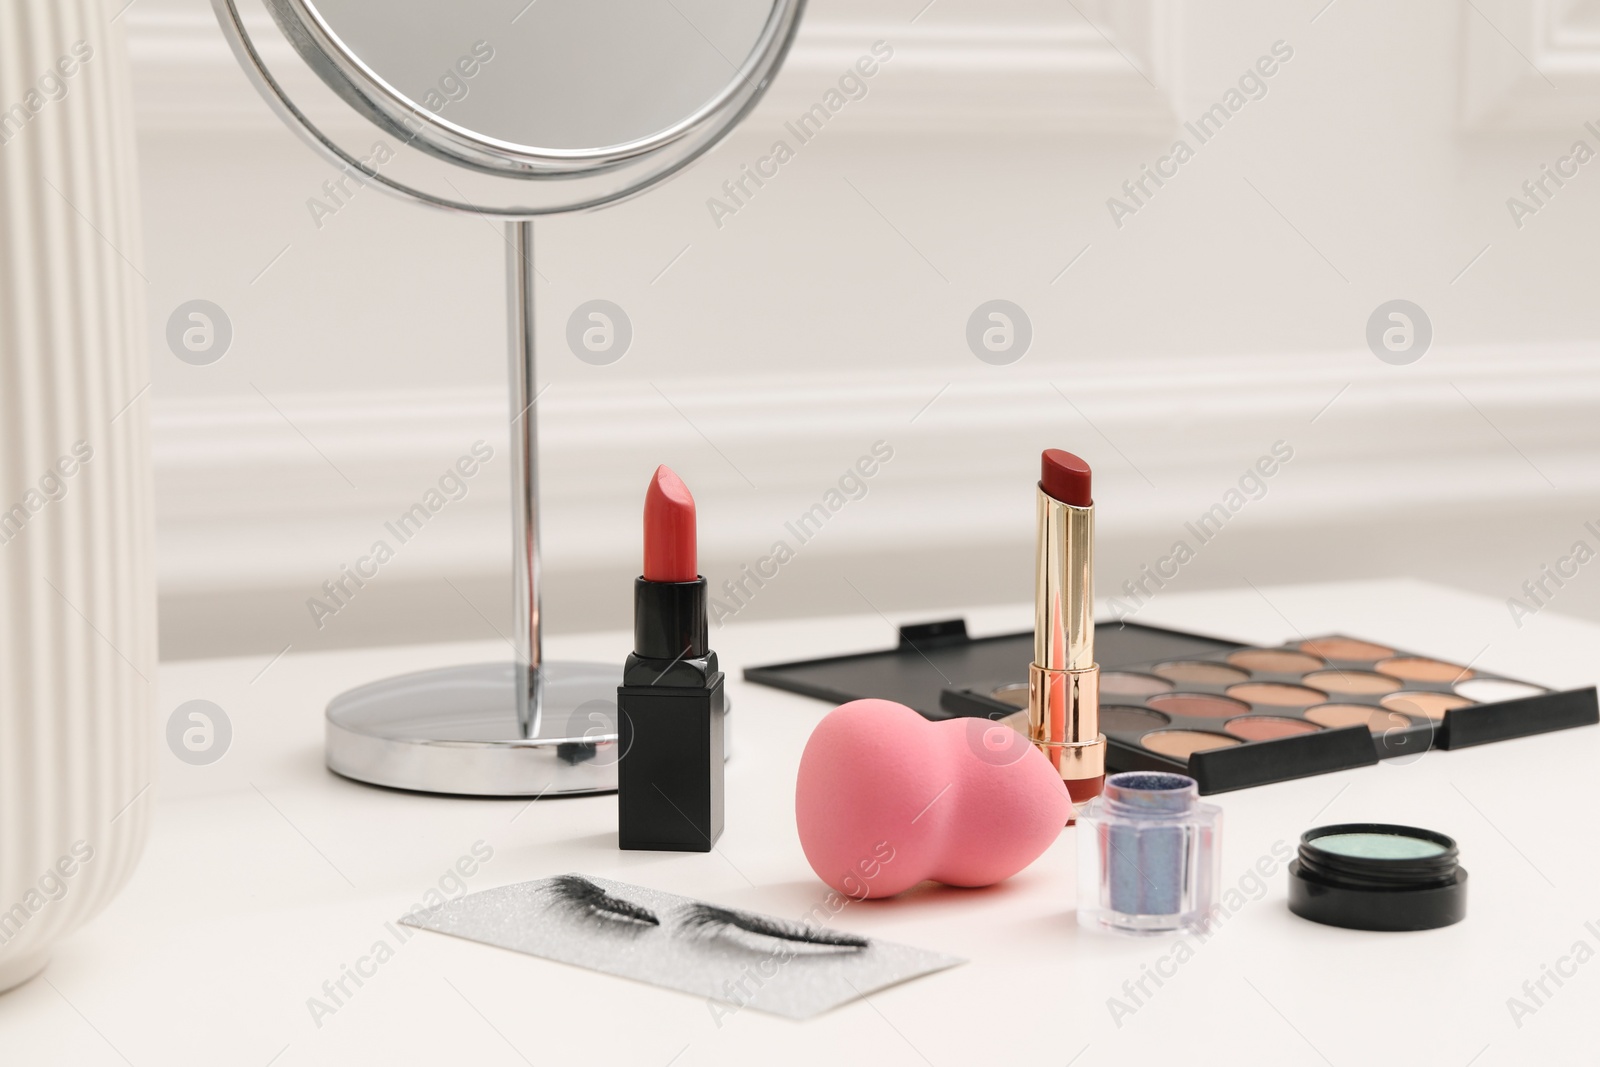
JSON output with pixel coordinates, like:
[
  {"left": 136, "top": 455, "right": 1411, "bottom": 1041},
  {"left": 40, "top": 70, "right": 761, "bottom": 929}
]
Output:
[{"left": 1077, "top": 771, "right": 1220, "bottom": 935}]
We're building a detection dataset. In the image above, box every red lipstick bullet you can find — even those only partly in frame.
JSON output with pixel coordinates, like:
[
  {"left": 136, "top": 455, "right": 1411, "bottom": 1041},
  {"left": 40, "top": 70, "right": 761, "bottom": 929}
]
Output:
[{"left": 643, "top": 465, "right": 697, "bottom": 583}]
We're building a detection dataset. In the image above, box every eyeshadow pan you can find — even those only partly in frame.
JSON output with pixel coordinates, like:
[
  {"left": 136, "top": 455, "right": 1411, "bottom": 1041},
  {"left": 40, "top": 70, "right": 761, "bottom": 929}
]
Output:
[
  {"left": 1290, "top": 825, "right": 1465, "bottom": 931},
  {"left": 1140, "top": 730, "right": 1240, "bottom": 759},
  {"left": 1454, "top": 678, "right": 1547, "bottom": 702},
  {"left": 1227, "top": 648, "right": 1325, "bottom": 673},
  {"left": 1304, "top": 704, "right": 1415, "bottom": 734},
  {"left": 1153, "top": 661, "right": 1250, "bottom": 685},
  {"left": 1377, "top": 657, "right": 1474, "bottom": 683},
  {"left": 1225, "top": 716, "right": 1321, "bottom": 741},
  {"left": 1381, "top": 691, "right": 1474, "bottom": 720},
  {"left": 1146, "top": 693, "right": 1251, "bottom": 718},
  {"left": 1100, "top": 705, "right": 1171, "bottom": 733},
  {"left": 1312, "top": 832, "right": 1447, "bottom": 861},
  {"left": 1100, "top": 672, "right": 1174, "bottom": 697},
  {"left": 1225, "top": 682, "right": 1327, "bottom": 707},
  {"left": 1298, "top": 637, "right": 1394, "bottom": 661},
  {"left": 1301, "top": 670, "right": 1402, "bottom": 696}
]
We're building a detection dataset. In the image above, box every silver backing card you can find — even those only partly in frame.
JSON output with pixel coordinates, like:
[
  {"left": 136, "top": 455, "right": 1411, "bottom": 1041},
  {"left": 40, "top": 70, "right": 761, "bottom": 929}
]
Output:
[{"left": 400, "top": 874, "right": 964, "bottom": 1020}]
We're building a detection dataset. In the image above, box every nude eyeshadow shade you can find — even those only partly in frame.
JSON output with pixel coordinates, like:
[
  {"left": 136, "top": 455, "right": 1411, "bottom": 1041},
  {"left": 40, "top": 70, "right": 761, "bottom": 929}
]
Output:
[
  {"left": 1298, "top": 638, "right": 1394, "bottom": 661},
  {"left": 1100, "top": 705, "right": 1171, "bottom": 733},
  {"left": 1141, "top": 730, "right": 1240, "bottom": 759},
  {"left": 1225, "top": 716, "right": 1321, "bottom": 741},
  {"left": 1153, "top": 661, "right": 1249, "bottom": 685},
  {"left": 1226, "top": 682, "right": 1327, "bottom": 707},
  {"left": 1147, "top": 693, "right": 1252, "bottom": 718},
  {"left": 1302, "top": 670, "right": 1402, "bottom": 696},
  {"left": 1305, "top": 704, "right": 1415, "bottom": 733},
  {"left": 1377, "top": 657, "right": 1474, "bottom": 684},
  {"left": 1227, "top": 649, "right": 1324, "bottom": 673},
  {"left": 1100, "top": 672, "right": 1174, "bottom": 698},
  {"left": 1381, "top": 691, "right": 1474, "bottom": 720}
]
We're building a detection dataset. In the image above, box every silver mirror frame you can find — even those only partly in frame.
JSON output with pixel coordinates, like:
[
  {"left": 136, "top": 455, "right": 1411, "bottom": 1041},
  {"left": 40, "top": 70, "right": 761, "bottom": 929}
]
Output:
[
  {"left": 272, "top": 0, "right": 796, "bottom": 174},
  {"left": 212, "top": 0, "right": 803, "bottom": 795},
  {"left": 215, "top": 0, "right": 805, "bottom": 215}
]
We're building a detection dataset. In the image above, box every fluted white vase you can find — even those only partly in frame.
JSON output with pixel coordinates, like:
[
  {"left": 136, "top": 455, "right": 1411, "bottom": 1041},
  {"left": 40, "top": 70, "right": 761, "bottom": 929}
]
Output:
[{"left": 0, "top": 0, "right": 154, "bottom": 992}]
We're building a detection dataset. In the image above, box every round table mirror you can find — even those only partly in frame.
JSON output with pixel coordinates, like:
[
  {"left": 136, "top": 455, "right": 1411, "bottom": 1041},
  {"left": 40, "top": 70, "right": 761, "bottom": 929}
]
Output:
[{"left": 213, "top": 0, "right": 805, "bottom": 794}]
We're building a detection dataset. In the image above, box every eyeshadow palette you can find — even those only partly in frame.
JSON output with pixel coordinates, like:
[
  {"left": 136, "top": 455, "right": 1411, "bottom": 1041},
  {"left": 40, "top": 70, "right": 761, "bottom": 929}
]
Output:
[
  {"left": 743, "top": 619, "right": 1236, "bottom": 717},
  {"left": 746, "top": 621, "right": 1599, "bottom": 794},
  {"left": 950, "top": 633, "right": 1599, "bottom": 792}
]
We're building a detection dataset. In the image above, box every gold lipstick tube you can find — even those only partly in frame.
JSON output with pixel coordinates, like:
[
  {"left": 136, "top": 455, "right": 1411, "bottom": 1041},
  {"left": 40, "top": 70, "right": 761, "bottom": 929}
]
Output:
[{"left": 1028, "top": 485, "right": 1105, "bottom": 803}]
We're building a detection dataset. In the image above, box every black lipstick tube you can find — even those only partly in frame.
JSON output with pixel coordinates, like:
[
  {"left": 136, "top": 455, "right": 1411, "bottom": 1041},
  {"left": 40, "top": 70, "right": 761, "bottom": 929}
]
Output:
[{"left": 617, "top": 576, "right": 725, "bottom": 852}]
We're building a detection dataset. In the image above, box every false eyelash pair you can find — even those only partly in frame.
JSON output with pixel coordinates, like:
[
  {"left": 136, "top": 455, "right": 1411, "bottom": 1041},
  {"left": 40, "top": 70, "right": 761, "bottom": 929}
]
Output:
[{"left": 546, "top": 875, "right": 869, "bottom": 952}]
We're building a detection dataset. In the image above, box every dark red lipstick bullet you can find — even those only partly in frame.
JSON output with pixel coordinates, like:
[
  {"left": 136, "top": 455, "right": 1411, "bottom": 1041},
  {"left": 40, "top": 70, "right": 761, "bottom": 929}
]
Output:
[{"left": 1041, "top": 448, "right": 1093, "bottom": 508}]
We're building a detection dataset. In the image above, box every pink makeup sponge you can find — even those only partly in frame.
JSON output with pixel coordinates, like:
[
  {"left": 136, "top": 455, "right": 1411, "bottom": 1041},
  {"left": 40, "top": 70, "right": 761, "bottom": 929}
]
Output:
[{"left": 795, "top": 699, "right": 1072, "bottom": 899}]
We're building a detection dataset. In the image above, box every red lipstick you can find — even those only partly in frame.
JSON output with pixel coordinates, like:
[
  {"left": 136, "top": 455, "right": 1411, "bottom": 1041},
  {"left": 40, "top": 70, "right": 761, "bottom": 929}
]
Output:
[
  {"left": 643, "top": 465, "right": 697, "bottom": 582},
  {"left": 618, "top": 466, "right": 725, "bottom": 852},
  {"left": 1041, "top": 449, "right": 1092, "bottom": 507},
  {"left": 1030, "top": 448, "right": 1105, "bottom": 809}
]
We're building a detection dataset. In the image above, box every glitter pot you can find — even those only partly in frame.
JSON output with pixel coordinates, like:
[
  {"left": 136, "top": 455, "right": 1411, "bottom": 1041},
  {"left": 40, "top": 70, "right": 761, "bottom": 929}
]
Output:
[
  {"left": 1288, "top": 823, "right": 1467, "bottom": 932},
  {"left": 1077, "top": 772, "right": 1220, "bottom": 935}
]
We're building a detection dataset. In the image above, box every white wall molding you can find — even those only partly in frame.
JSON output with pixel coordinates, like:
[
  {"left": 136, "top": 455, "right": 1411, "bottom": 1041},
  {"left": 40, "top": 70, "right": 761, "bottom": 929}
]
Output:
[
  {"left": 1460, "top": 0, "right": 1600, "bottom": 131},
  {"left": 125, "top": 2, "right": 1600, "bottom": 655},
  {"left": 153, "top": 345, "right": 1600, "bottom": 601},
  {"left": 126, "top": 0, "right": 1178, "bottom": 134}
]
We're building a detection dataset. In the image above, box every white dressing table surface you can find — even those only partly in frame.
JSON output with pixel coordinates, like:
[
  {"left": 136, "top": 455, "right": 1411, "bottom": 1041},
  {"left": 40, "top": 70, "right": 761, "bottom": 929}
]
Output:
[{"left": 2, "top": 580, "right": 1595, "bottom": 1065}]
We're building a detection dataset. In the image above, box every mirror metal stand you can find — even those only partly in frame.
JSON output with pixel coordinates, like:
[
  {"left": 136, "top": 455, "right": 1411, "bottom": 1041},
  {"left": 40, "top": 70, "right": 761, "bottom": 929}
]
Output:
[
  {"left": 326, "top": 221, "right": 627, "bottom": 797},
  {"left": 220, "top": 0, "right": 798, "bottom": 796},
  {"left": 508, "top": 220, "right": 543, "bottom": 730}
]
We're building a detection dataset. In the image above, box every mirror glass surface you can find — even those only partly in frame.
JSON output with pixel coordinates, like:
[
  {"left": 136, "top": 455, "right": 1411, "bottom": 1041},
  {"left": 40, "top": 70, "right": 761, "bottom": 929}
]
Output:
[{"left": 305, "top": 0, "right": 777, "bottom": 151}]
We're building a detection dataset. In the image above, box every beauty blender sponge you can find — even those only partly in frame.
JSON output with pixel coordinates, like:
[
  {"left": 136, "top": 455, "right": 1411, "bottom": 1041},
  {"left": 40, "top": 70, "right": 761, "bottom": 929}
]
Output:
[{"left": 795, "top": 699, "right": 1072, "bottom": 898}]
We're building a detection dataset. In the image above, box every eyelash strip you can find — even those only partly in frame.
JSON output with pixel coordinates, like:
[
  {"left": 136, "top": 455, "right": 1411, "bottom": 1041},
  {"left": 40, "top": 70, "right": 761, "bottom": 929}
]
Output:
[
  {"left": 548, "top": 874, "right": 660, "bottom": 926},
  {"left": 682, "top": 903, "right": 869, "bottom": 950}
]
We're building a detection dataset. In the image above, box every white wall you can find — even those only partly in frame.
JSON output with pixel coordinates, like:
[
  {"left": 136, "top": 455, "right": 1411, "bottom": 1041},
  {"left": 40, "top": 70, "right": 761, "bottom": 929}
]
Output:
[{"left": 126, "top": 0, "right": 1600, "bottom": 660}]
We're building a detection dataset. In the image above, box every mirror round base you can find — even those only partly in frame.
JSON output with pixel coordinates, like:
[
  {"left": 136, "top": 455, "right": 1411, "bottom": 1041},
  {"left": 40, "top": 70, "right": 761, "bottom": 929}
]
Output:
[
  {"left": 326, "top": 661, "right": 622, "bottom": 797},
  {"left": 325, "top": 662, "right": 732, "bottom": 796}
]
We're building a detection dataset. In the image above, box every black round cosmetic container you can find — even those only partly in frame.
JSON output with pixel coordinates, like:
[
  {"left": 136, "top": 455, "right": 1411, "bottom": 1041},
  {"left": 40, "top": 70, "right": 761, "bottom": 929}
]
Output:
[{"left": 1288, "top": 823, "right": 1467, "bottom": 931}]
